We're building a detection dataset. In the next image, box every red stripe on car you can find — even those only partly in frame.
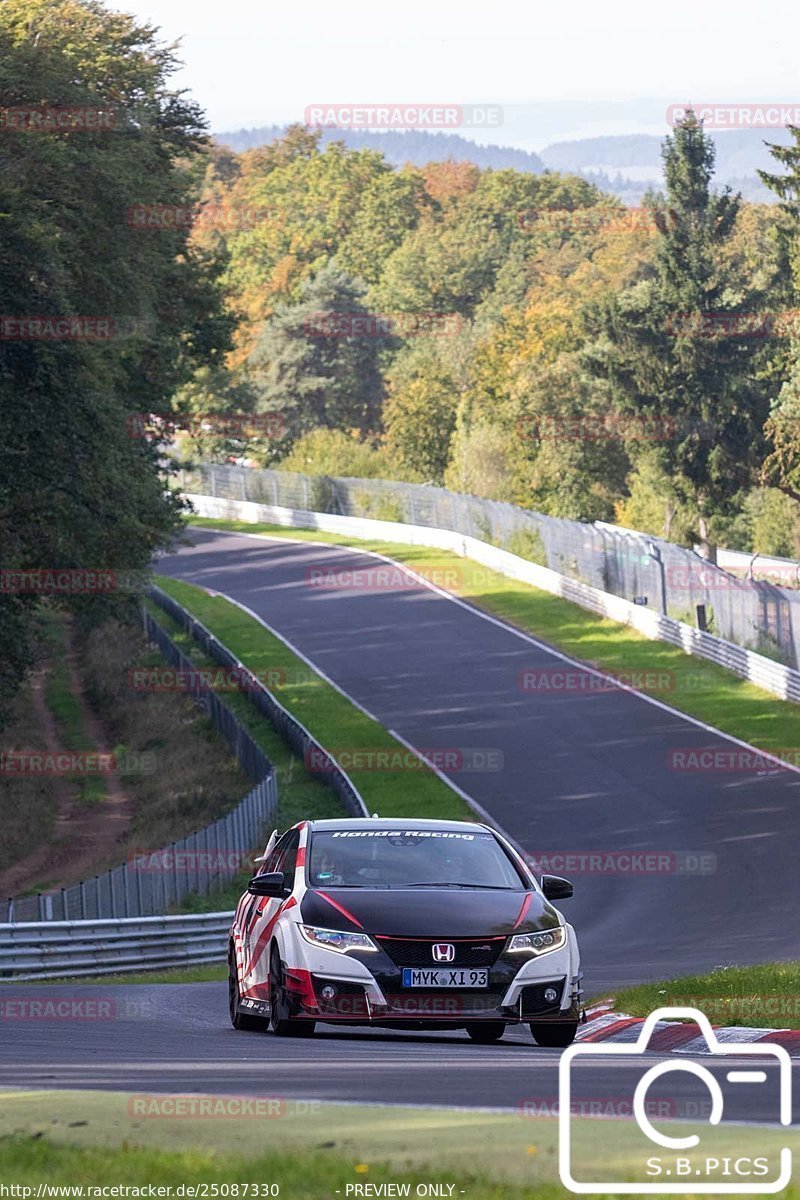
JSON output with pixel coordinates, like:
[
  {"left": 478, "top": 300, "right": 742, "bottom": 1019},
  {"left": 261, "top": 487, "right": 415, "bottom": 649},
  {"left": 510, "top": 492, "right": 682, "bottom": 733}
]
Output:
[
  {"left": 242, "top": 896, "right": 297, "bottom": 978},
  {"left": 513, "top": 894, "right": 533, "bottom": 928},
  {"left": 316, "top": 890, "right": 365, "bottom": 929}
]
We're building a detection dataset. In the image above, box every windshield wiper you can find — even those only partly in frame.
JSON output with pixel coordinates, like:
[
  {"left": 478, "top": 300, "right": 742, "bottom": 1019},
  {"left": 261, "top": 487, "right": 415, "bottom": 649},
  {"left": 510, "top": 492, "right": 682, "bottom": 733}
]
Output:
[{"left": 402, "top": 882, "right": 513, "bottom": 889}]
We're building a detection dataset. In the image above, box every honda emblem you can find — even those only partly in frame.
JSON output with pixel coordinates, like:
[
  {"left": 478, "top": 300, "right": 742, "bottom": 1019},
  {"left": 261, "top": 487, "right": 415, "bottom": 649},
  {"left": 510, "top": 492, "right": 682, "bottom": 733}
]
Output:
[{"left": 432, "top": 943, "right": 455, "bottom": 963}]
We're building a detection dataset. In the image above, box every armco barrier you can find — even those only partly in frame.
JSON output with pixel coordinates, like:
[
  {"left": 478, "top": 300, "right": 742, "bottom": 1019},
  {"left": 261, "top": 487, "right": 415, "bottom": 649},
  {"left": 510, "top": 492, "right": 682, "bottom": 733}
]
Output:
[
  {"left": 3, "top": 586, "right": 367, "bottom": 930},
  {"left": 0, "top": 912, "right": 233, "bottom": 981},
  {"left": 180, "top": 463, "right": 800, "bottom": 666},
  {"left": 5, "top": 601, "right": 279, "bottom": 924},
  {"left": 185, "top": 492, "right": 800, "bottom": 705},
  {"left": 148, "top": 585, "right": 369, "bottom": 820}
]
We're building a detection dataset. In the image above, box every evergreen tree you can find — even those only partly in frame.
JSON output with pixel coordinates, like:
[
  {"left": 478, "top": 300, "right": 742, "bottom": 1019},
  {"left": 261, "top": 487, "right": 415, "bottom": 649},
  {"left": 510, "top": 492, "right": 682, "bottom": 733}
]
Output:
[
  {"left": 247, "top": 263, "right": 389, "bottom": 459},
  {"left": 583, "top": 113, "right": 771, "bottom": 558}
]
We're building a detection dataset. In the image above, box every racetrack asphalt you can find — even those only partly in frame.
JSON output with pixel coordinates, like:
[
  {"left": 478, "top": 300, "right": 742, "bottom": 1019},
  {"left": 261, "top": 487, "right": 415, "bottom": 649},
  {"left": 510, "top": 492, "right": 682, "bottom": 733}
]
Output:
[
  {"left": 3, "top": 526, "right": 799, "bottom": 1118},
  {"left": 156, "top": 528, "right": 800, "bottom": 990},
  {"left": 0, "top": 983, "right": 795, "bottom": 1125}
]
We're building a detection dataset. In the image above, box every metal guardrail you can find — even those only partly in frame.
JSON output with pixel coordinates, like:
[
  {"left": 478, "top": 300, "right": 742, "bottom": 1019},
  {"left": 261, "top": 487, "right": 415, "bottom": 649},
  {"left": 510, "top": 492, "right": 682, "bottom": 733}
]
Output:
[
  {"left": 0, "top": 912, "right": 233, "bottom": 981},
  {"left": 5, "top": 604, "right": 279, "bottom": 924},
  {"left": 0, "top": 583, "right": 366, "bottom": 970},
  {"left": 180, "top": 463, "right": 800, "bottom": 668},
  {"left": 185, "top": 491, "right": 800, "bottom": 707},
  {"left": 148, "top": 585, "right": 369, "bottom": 819}
]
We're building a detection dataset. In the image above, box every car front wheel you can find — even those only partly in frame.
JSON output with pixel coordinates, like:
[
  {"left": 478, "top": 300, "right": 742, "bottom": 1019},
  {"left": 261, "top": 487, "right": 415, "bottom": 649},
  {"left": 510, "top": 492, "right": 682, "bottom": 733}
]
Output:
[
  {"left": 529, "top": 1020, "right": 579, "bottom": 1047},
  {"left": 268, "top": 947, "right": 316, "bottom": 1037}
]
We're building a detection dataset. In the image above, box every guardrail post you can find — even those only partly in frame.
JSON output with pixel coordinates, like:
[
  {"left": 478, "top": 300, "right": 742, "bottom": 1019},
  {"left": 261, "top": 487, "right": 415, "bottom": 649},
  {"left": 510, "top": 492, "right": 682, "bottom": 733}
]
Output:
[
  {"left": 61, "top": 888, "right": 68, "bottom": 920},
  {"left": 6, "top": 898, "right": 13, "bottom": 924},
  {"left": 212, "top": 819, "right": 221, "bottom": 885},
  {"left": 80, "top": 880, "right": 86, "bottom": 920},
  {"left": 37, "top": 892, "right": 43, "bottom": 921},
  {"left": 108, "top": 869, "right": 116, "bottom": 918}
]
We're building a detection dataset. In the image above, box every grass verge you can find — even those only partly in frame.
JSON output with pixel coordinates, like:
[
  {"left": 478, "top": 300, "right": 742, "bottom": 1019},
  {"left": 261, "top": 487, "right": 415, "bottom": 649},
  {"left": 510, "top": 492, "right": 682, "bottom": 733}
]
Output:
[
  {"left": 11, "top": 964, "right": 228, "bottom": 985},
  {"left": 142, "top": 595, "right": 354, "bottom": 913},
  {"left": 1, "top": 1090, "right": 798, "bottom": 1193},
  {"left": 40, "top": 610, "right": 106, "bottom": 806},
  {"left": 611, "top": 961, "right": 800, "bottom": 1028},
  {"left": 151, "top": 576, "right": 473, "bottom": 823},
  {"left": 187, "top": 517, "right": 800, "bottom": 756}
]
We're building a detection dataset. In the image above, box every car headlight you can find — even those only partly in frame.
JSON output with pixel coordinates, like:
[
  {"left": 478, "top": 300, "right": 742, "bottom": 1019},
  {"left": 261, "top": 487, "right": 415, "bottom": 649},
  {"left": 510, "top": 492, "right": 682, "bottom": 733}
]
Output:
[
  {"left": 299, "top": 925, "right": 378, "bottom": 954},
  {"left": 508, "top": 926, "right": 567, "bottom": 955}
]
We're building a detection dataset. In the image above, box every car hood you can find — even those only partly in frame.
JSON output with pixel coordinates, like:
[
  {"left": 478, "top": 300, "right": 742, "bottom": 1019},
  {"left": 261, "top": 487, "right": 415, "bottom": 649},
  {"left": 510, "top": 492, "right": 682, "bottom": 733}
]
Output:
[{"left": 299, "top": 886, "right": 560, "bottom": 937}]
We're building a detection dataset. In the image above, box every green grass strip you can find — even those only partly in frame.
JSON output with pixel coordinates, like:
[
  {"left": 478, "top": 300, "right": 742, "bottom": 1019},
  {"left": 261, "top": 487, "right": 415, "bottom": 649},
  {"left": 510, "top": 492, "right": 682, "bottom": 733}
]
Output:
[
  {"left": 1, "top": 1091, "right": 798, "bottom": 1193},
  {"left": 187, "top": 517, "right": 800, "bottom": 756},
  {"left": 152, "top": 576, "right": 472, "bottom": 822},
  {"left": 612, "top": 961, "right": 800, "bottom": 1028}
]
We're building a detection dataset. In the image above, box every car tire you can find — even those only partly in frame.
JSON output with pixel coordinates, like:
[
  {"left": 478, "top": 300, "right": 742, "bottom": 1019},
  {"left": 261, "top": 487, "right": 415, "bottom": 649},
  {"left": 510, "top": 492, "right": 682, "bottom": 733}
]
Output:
[
  {"left": 529, "top": 1020, "right": 579, "bottom": 1047},
  {"left": 465, "top": 1022, "right": 506, "bottom": 1044},
  {"left": 228, "top": 944, "right": 268, "bottom": 1031},
  {"left": 268, "top": 947, "right": 316, "bottom": 1037}
]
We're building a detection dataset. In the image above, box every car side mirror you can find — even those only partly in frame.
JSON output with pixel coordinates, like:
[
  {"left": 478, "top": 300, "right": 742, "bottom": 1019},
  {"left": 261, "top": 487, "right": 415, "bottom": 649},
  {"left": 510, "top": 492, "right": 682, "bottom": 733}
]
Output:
[
  {"left": 248, "top": 871, "right": 286, "bottom": 898},
  {"left": 541, "top": 874, "right": 573, "bottom": 900}
]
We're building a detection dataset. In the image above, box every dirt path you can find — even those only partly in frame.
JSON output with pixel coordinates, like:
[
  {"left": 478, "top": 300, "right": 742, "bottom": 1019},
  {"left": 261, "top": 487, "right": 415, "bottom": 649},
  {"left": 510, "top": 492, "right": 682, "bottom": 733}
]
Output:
[{"left": 0, "top": 619, "right": 135, "bottom": 898}]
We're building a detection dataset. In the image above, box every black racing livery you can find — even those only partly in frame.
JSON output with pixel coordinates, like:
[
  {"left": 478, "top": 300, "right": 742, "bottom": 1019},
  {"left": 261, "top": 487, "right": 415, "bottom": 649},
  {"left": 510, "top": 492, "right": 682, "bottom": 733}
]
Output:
[{"left": 229, "top": 817, "right": 584, "bottom": 1046}]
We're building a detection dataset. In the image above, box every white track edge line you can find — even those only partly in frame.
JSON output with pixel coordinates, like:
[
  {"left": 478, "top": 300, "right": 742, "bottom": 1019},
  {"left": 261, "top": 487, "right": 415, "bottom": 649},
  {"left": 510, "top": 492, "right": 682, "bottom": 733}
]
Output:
[
  {"left": 196, "top": 589, "right": 514, "bottom": 845},
  {"left": 179, "top": 525, "right": 800, "bottom": 779}
]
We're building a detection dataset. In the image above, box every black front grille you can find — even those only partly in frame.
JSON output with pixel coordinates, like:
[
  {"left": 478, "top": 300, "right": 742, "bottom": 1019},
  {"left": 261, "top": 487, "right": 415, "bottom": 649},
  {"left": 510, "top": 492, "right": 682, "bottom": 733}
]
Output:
[{"left": 376, "top": 937, "right": 506, "bottom": 968}]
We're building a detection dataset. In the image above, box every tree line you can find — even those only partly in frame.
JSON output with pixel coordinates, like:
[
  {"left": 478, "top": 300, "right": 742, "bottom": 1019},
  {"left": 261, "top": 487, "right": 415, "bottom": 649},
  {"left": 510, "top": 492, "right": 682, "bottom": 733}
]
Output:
[{"left": 5, "top": 0, "right": 800, "bottom": 732}]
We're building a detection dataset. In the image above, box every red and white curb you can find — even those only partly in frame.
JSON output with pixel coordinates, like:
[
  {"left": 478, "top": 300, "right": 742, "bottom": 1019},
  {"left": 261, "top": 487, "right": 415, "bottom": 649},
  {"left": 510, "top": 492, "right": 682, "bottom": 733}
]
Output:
[{"left": 579, "top": 1000, "right": 800, "bottom": 1055}]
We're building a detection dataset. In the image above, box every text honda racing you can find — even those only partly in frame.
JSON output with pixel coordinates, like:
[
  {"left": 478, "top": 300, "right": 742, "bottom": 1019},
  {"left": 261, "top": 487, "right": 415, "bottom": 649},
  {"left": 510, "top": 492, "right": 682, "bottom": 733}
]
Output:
[{"left": 228, "top": 817, "right": 583, "bottom": 1045}]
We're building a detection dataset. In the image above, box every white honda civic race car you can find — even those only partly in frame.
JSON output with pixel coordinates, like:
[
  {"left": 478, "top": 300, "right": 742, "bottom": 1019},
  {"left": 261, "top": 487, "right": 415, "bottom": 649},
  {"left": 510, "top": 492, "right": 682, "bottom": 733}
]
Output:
[{"left": 228, "top": 816, "right": 583, "bottom": 1045}]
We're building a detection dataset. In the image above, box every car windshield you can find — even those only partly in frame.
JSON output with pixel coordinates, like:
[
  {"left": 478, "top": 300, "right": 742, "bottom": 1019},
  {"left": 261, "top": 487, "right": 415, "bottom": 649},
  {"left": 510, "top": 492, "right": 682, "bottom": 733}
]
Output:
[{"left": 308, "top": 829, "right": 525, "bottom": 889}]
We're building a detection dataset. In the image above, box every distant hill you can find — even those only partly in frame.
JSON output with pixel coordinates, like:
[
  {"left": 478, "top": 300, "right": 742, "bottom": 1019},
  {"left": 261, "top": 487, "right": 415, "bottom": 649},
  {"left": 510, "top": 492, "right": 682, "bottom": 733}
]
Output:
[
  {"left": 214, "top": 125, "right": 546, "bottom": 174},
  {"left": 214, "top": 123, "right": 792, "bottom": 206},
  {"left": 540, "top": 129, "right": 793, "bottom": 203}
]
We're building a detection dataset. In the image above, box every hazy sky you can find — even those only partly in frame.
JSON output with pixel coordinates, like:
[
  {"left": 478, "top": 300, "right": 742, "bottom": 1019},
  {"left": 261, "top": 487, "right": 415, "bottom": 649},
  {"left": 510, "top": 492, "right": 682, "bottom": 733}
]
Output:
[{"left": 118, "top": 0, "right": 800, "bottom": 145}]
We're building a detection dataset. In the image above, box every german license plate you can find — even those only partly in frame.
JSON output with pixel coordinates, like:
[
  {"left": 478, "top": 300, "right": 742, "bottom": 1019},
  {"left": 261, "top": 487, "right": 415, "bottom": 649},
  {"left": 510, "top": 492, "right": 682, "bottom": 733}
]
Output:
[{"left": 401, "top": 967, "right": 488, "bottom": 988}]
